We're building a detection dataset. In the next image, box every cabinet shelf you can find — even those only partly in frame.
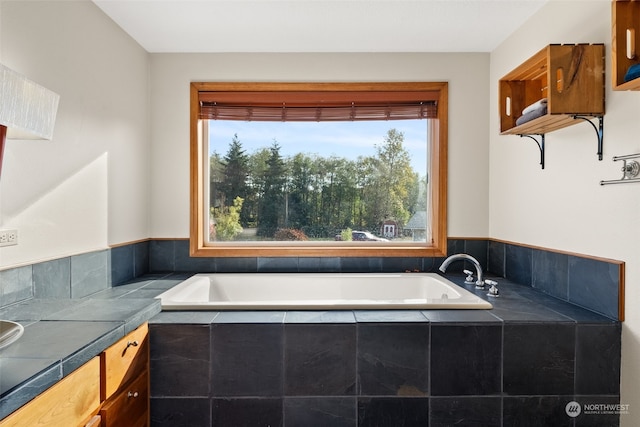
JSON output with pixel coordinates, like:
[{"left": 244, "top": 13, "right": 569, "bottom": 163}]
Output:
[
  {"left": 499, "top": 44, "right": 605, "bottom": 168},
  {"left": 612, "top": 0, "right": 640, "bottom": 90}
]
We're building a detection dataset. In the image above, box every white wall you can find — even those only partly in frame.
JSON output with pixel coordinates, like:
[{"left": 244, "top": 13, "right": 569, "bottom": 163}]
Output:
[
  {"left": 0, "top": 1, "right": 150, "bottom": 267},
  {"left": 149, "top": 52, "right": 491, "bottom": 239},
  {"left": 490, "top": 1, "right": 640, "bottom": 425}
]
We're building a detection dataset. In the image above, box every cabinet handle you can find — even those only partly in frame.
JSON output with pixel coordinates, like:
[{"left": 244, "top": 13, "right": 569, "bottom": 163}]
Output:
[
  {"left": 126, "top": 340, "right": 139, "bottom": 349},
  {"left": 127, "top": 391, "right": 139, "bottom": 398}
]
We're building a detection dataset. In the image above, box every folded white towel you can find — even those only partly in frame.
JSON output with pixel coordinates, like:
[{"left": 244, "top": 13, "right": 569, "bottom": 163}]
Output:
[{"left": 522, "top": 98, "right": 547, "bottom": 115}]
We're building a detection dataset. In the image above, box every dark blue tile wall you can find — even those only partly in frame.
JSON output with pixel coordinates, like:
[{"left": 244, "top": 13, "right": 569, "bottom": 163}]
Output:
[
  {"left": 149, "top": 324, "right": 211, "bottom": 397},
  {"left": 285, "top": 324, "right": 357, "bottom": 396},
  {"left": 358, "top": 397, "right": 430, "bottom": 426},
  {"left": 212, "top": 398, "right": 283, "bottom": 427},
  {"left": 503, "top": 396, "right": 574, "bottom": 427},
  {"left": 150, "top": 397, "right": 210, "bottom": 427},
  {"left": 431, "top": 324, "right": 501, "bottom": 396},
  {"left": 357, "top": 323, "right": 429, "bottom": 396},
  {"left": 532, "top": 248, "right": 569, "bottom": 299},
  {"left": 505, "top": 243, "right": 533, "bottom": 286},
  {"left": 33, "top": 258, "right": 71, "bottom": 299},
  {"left": 486, "top": 240, "right": 622, "bottom": 320},
  {"left": 110, "top": 244, "right": 135, "bottom": 286},
  {"left": 430, "top": 396, "right": 501, "bottom": 427},
  {"left": 143, "top": 238, "right": 624, "bottom": 320},
  {"left": 70, "top": 250, "right": 110, "bottom": 298},
  {"left": 487, "top": 240, "right": 505, "bottom": 276},
  {"left": 0, "top": 242, "right": 151, "bottom": 309},
  {"left": 576, "top": 324, "right": 622, "bottom": 395},
  {"left": 503, "top": 323, "right": 575, "bottom": 395},
  {"left": 149, "top": 240, "right": 176, "bottom": 272},
  {"left": 211, "top": 324, "right": 283, "bottom": 396},
  {"left": 286, "top": 397, "right": 355, "bottom": 427},
  {"left": 149, "top": 314, "right": 621, "bottom": 427},
  {"left": 568, "top": 256, "right": 620, "bottom": 319},
  {"left": 0, "top": 237, "right": 623, "bottom": 322},
  {"left": 0, "top": 266, "right": 33, "bottom": 306}
]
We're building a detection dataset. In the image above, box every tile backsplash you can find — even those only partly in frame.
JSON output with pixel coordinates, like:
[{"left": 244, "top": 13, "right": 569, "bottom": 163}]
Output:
[
  {"left": 487, "top": 240, "right": 623, "bottom": 320},
  {"left": 0, "top": 238, "right": 624, "bottom": 320}
]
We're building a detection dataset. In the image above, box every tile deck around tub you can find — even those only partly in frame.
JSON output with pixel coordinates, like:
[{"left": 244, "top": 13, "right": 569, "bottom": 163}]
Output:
[{"left": 148, "top": 272, "right": 621, "bottom": 427}]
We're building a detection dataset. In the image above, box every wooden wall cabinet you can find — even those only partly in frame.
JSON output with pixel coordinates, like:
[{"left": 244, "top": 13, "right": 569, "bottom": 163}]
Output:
[
  {"left": 499, "top": 44, "right": 605, "bottom": 135},
  {"left": 499, "top": 44, "right": 605, "bottom": 168},
  {"left": 0, "top": 323, "right": 149, "bottom": 427},
  {"left": 612, "top": 0, "right": 640, "bottom": 90}
]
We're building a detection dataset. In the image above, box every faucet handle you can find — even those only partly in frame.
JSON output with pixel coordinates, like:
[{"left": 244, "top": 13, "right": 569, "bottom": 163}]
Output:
[
  {"left": 463, "top": 269, "right": 475, "bottom": 284},
  {"left": 486, "top": 280, "right": 499, "bottom": 297}
]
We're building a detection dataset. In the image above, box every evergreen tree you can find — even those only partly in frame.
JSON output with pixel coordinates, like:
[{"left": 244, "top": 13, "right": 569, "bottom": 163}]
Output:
[
  {"left": 220, "top": 134, "right": 250, "bottom": 224},
  {"left": 287, "top": 153, "right": 314, "bottom": 230},
  {"left": 256, "top": 141, "right": 286, "bottom": 237},
  {"left": 209, "top": 151, "right": 225, "bottom": 211}
]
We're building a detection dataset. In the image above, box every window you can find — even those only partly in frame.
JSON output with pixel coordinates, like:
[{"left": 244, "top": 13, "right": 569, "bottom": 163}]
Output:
[{"left": 190, "top": 82, "right": 447, "bottom": 257}]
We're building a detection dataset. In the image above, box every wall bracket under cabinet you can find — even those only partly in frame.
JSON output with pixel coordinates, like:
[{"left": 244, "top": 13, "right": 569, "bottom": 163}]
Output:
[{"left": 518, "top": 115, "right": 604, "bottom": 169}]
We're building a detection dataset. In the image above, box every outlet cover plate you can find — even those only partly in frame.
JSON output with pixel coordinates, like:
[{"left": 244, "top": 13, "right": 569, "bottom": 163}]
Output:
[{"left": 0, "top": 229, "right": 18, "bottom": 247}]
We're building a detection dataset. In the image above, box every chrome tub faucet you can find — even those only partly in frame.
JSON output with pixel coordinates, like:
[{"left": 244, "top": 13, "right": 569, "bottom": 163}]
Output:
[{"left": 439, "top": 253, "right": 485, "bottom": 289}]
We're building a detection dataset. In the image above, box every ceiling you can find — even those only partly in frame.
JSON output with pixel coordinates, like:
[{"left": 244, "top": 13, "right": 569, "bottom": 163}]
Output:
[{"left": 92, "top": 0, "right": 549, "bottom": 53}]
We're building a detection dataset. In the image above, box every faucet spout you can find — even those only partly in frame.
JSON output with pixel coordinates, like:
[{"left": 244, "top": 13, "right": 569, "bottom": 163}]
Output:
[{"left": 439, "top": 253, "right": 484, "bottom": 288}]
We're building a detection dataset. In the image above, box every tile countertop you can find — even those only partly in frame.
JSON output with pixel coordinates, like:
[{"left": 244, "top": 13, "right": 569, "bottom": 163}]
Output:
[
  {"left": 0, "top": 273, "right": 187, "bottom": 420},
  {"left": 0, "top": 272, "right": 618, "bottom": 420}
]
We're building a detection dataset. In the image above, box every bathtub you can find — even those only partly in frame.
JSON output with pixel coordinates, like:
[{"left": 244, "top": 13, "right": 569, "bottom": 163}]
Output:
[{"left": 157, "top": 272, "right": 493, "bottom": 310}]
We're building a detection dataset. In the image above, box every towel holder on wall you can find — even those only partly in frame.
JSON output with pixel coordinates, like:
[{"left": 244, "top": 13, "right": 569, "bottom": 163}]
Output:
[{"left": 600, "top": 153, "right": 640, "bottom": 185}]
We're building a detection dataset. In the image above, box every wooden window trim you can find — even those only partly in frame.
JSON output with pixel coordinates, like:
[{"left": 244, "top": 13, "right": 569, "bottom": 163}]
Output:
[{"left": 190, "top": 82, "right": 448, "bottom": 258}]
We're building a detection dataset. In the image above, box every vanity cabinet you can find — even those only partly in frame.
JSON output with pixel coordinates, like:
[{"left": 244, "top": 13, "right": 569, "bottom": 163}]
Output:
[
  {"left": 0, "top": 357, "right": 101, "bottom": 427},
  {"left": 612, "top": 0, "right": 640, "bottom": 90},
  {"left": 0, "top": 323, "right": 149, "bottom": 427},
  {"left": 499, "top": 43, "right": 605, "bottom": 135}
]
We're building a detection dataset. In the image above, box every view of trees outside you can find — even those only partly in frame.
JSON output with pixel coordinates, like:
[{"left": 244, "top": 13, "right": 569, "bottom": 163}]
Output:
[{"left": 207, "top": 120, "right": 429, "bottom": 243}]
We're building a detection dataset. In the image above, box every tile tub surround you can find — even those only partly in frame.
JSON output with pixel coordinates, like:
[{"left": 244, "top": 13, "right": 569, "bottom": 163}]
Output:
[
  {"left": 145, "top": 238, "right": 623, "bottom": 320},
  {"left": 0, "top": 237, "right": 623, "bottom": 422},
  {"left": 0, "top": 238, "right": 623, "bottom": 319},
  {"left": 149, "top": 277, "right": 621, "bottom": 427}
]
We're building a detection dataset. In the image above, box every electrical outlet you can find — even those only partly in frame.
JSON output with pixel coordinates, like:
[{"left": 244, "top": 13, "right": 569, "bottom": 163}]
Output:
[{"left": 0, "top": 229, "right": 18, "bottom": 247}]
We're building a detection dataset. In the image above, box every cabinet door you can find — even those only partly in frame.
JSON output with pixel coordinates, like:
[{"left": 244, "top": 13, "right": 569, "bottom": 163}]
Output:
[
  {"left": 101, "top": 323, "right": 149, "bottom": 400},
  {"left": 100, "top": 371, "right": 148, "bottom": 427},
  {"left": 0, "top": 357, "right": 100, "bottom": 427}
]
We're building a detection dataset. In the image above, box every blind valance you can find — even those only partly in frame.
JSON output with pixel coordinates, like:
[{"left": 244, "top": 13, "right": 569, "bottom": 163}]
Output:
[{"left": 198, "top": 90, "right": 438, "bottom": 122}]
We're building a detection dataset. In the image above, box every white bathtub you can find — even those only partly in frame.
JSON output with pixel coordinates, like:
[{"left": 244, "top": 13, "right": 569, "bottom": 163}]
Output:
[{"left": 157, "top": 273, "right": 492, "bottom": 310}]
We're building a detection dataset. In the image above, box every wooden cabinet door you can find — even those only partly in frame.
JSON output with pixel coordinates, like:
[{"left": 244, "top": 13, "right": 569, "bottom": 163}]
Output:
[
  {"left": 101, "top": 323, "right": 149, "bottom": 401},
  {"left": 0, "top": 357, "right": 100, "bottom": 427},
  {"left": 99, "top": 371, "right": 149, "bottom": 427}
]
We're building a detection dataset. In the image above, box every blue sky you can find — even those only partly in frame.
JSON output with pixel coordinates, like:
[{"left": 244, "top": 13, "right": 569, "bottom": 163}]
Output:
[{"left": 208, "top": 120, "right": 429, "bottom": 175}]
